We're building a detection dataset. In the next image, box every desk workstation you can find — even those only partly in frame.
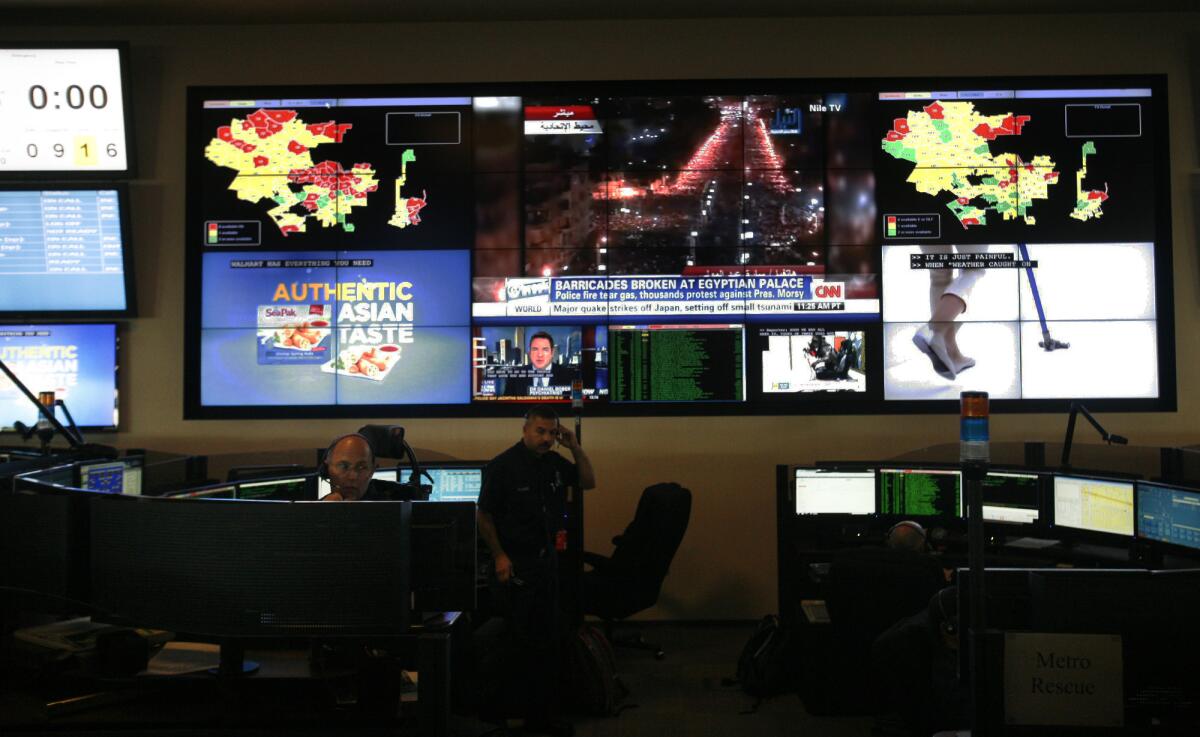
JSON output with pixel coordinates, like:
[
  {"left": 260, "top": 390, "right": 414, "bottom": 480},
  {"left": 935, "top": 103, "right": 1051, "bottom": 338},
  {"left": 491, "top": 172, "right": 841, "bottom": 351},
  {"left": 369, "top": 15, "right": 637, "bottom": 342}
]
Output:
[
  {"left": 774, "top": 444, "right": 1200, "bottom": 731},
  {"left": 0, "top": 449, "right": 484, "bottom": 735}
]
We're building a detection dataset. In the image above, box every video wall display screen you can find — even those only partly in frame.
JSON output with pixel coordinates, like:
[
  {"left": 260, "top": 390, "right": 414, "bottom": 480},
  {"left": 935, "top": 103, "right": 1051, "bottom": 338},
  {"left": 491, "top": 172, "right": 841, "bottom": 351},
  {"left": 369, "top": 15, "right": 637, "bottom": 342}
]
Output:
[
  {"left": 0, "top": 324, "right": 118, "bottom": 430},
  {"left": 0, "top": 185, "right": 135, "bottom": 316},
  {"left": 184, "top": 76, "right": 1173, "bottom": 418},
  {"left": 0, "top": 44, "right": 135, "bottom": 178}
]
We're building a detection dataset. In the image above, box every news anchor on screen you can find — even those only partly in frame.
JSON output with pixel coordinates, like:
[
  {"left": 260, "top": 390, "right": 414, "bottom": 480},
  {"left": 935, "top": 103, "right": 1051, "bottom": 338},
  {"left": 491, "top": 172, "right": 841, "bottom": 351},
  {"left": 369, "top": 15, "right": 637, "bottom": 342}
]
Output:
[{"left": 501, "top": 332, "right": 573, "bottom": 398}]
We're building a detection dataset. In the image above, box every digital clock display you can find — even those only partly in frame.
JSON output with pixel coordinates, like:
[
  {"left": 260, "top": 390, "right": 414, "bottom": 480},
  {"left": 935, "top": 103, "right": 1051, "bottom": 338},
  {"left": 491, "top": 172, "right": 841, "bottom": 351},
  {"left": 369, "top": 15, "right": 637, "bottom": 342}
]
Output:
[{"left": 0, "top": 45, "right": 132, "bottom": 176}]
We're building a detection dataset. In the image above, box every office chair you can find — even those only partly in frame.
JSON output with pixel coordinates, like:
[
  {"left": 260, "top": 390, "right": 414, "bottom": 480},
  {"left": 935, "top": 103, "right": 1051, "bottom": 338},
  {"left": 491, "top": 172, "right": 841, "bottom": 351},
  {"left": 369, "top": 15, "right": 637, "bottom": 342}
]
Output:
[
  {"left": 807, "top": 545, "right": 946, "bottom": 715},
  {"left": 581, "top": 482, "right": 692, "bottom": 659}
]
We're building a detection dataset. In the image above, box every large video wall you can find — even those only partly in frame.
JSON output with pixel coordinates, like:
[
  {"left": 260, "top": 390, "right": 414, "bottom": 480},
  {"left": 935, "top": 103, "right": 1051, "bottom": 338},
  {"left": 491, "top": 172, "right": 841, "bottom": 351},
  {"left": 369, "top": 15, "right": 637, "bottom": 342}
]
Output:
[{"left": 184, "top": 76, "right": 1173, "bottom": 418}]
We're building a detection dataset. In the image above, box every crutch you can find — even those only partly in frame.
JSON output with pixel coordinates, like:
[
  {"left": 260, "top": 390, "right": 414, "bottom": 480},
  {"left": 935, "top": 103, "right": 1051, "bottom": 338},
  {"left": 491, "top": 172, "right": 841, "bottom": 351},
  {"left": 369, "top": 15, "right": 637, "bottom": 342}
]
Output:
[{"left": 1019, "top": 242, "right": 1069, "bottom": 351}]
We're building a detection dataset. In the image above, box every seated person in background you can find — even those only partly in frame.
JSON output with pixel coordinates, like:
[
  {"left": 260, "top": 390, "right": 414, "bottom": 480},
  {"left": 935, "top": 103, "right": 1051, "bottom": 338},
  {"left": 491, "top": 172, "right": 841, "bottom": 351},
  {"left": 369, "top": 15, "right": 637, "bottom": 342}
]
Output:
[
  {"left": 501, "top": 332, "right": 574, "bottom": 397},
  {"left": 319, "top": 433, "right": 408, "bottom": 501},
  {"left": 869, "top": 587, "right": 969, "bottom": 736},
  {"left": 886, "top": 519, "right": 928, "bottom": 552},
  {"left": 824, "top": 520, "right": 949, "bottom": 687}
]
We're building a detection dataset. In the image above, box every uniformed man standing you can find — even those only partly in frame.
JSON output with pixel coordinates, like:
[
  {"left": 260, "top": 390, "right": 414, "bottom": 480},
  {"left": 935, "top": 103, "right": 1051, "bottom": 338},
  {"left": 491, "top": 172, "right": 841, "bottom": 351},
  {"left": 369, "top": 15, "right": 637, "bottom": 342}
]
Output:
[{"left": 477, "top": 405, "right": 596, "bottom": 736}]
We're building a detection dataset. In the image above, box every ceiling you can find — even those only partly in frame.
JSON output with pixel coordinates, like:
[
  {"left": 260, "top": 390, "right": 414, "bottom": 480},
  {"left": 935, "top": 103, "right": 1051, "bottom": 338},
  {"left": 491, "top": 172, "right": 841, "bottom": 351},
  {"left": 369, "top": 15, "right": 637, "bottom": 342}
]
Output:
[{"left": 2, "top": 0, "right": 1195, "bottom": 26}]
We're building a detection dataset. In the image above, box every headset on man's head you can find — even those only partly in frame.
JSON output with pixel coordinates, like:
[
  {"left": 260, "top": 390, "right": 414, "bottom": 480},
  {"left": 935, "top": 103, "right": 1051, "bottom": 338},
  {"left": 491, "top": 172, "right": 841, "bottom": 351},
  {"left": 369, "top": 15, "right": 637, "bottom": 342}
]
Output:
[
  {"left": 885, "top": 519, "right": 929, "bottom": 551},
  {"left": 317, "top": 432, "right": 375, "bottom": 480}
]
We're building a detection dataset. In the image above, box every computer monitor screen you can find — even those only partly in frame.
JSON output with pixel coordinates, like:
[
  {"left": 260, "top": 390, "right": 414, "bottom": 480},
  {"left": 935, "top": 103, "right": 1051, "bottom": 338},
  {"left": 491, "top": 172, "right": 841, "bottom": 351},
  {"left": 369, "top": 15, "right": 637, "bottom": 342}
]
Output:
[
  {"left": 0, "top": 44, "right": 134, "bottom": 177},
  {"left": 878, "top": 467, "right": 961, "bottom": 517},
  {"left": 793, "top": 468, "right": 875, "bottom": 514},
  {"left": 90, "top": 495, "right": 411, "bottom": 635},
  {"left": 234, "top": 477, "right": 313, "bottom": 501},
  {"left": 0, "top": 324, "right": 119, "bottom": 430},
  {"left": 423, "top": 465, "right": 485, "bottom": 503},
  {"left": 318, "top": 467, "right": 393, "bottom": 499},
  {"left": 1136, "top": 482, "right": 1200, "bottom": 551},
  {"left": 78, "top": 458, "right": 141, "bottom": 496},
  {"left": 167, "top": 485, "right": 235, "bottom": 499},
  {"left": 981, "top": 471, "right": 1041, "bottom": 524},
  {"left": 1053, "top": 474, "right": 1134, "bottom": 536},
  {"left": 0, "top": 188, "right": 135, "bottom": 316}
]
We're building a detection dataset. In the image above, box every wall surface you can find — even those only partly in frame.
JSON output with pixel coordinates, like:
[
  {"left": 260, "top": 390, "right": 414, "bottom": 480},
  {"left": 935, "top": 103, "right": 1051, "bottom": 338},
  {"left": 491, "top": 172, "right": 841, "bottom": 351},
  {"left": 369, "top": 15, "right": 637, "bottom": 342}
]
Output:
[{"left": 10, "top": 12, "right": 1200, "bottom": 618}]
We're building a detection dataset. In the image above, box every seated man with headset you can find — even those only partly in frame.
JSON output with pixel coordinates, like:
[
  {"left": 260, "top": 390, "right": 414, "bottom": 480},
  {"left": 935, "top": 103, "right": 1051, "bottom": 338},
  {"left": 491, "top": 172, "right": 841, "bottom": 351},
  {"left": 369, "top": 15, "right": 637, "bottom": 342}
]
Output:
[
  {"left": 319, "top": 432, "right": 409, "bottom": 501},
  {"left": 869, "top": 586, "right": 968, "bottom": 734}
]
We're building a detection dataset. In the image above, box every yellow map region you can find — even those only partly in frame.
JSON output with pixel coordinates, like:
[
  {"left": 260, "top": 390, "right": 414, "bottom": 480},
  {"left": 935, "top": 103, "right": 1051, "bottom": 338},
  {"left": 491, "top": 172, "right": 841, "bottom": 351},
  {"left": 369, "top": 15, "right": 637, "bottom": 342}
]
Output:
[
  {"left": 388, "top": 149, "right": 420, "bottom": 229},
  {"left": 882, "top": 101, "right": 1059, "bottom": 228},
  {"left": 204, "top": 113, "right": 378, "bottom": 236},
  {"left": 1070, "top": 141, "right": 1108, "bottom": 222},
  {"left": 1081, "top": 484, "right": 1134, "bottom": 536}
]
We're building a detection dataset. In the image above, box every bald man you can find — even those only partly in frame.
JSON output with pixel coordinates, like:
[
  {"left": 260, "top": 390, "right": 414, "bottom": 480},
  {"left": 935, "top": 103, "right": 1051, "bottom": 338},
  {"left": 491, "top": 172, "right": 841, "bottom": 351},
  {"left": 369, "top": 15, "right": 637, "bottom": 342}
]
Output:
[
  {"left": 885, "top": 520, "right": 929, "bottom": 553},
  {"left": 320, "top": 433, "right": 407, "bottom": 501}
]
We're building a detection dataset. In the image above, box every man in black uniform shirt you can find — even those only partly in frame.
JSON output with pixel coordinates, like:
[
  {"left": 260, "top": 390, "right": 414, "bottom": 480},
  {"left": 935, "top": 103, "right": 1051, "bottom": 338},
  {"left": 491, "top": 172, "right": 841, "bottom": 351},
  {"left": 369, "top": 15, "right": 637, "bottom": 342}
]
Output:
[{"left": 477, "top": 405, "right": 596, "bottom": 736}]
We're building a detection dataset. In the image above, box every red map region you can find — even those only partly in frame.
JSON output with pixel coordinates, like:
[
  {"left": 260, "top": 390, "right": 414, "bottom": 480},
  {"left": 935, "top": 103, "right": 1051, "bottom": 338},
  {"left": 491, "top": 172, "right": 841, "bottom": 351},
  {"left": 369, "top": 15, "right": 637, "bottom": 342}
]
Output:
[
  {"left": 1087, "top": 190, "right": 1109, "bottom": 201},
  {"left": 306, "top": 121, "right": 353, "bottom": 143},
  {"left": 972, "top": 114, "right": 1031, "bottom": 141},
  {"left": 924, "top": 102, "right": 945, "bottom": 119},
  {"left": 287, "top": 161, "right": 379, "bottom": 200},
  {"left": 406, "top": 192, "right": 428, "bottom": 224}
]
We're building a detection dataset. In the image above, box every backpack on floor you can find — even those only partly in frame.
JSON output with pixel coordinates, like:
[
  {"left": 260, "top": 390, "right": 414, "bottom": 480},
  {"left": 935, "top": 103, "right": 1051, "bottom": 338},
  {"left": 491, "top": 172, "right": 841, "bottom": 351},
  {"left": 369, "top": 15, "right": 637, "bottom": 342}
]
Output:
[
  {"left": 563, "top": 623, "right": 628, "bottom": 716},
  {"left": 734, "top": 614, "right": 795, "bottom": 699}
]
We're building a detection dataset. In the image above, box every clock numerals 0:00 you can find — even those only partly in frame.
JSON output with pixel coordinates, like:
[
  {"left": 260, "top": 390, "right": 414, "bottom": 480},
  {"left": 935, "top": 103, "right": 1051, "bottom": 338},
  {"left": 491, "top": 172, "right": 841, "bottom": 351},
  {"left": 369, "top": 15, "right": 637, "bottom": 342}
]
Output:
[{"left": 28, "top": 85, "right": 109, "bottom": 110}]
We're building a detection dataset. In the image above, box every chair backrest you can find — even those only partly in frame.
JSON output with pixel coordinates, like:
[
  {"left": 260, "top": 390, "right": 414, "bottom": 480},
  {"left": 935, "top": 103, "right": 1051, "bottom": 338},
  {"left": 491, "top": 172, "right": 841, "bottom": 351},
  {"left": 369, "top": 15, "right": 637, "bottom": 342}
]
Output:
[
  {"left": 825, "top": 546, "right": 946, "bottom": 657},
  {"left": 608, "top": 482, "right": 692, "bottom": 591}
]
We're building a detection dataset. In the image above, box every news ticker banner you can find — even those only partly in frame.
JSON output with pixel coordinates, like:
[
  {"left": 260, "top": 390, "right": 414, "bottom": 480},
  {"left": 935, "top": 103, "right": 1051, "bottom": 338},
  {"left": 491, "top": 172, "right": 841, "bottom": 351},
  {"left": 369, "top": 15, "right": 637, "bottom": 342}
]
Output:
[{"left": 471, "top": 275, "right": 879, "bottom": 320}]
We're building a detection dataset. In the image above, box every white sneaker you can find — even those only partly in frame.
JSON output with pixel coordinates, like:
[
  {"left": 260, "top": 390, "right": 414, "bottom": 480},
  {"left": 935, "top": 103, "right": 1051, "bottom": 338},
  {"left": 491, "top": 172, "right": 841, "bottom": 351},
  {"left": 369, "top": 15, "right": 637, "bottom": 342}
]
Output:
[{"left": 912, "top": 325, "right": 953, "bottom": 376}]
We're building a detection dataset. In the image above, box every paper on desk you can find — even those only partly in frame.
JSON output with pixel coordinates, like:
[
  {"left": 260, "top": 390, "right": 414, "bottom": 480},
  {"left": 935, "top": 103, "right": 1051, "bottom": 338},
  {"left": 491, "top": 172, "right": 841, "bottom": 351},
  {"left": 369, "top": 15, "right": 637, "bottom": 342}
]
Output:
[
  {"left": 801, "top": 599, "right": 830, "bottom": 624},
  {"left": 144, "top": 641, "right": 221, "bottom": 675}
]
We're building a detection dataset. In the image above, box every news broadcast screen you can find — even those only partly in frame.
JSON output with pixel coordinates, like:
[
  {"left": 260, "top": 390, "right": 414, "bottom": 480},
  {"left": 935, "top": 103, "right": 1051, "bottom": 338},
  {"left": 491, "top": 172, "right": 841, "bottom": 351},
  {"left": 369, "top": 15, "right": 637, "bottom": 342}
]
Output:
[
  {"left": 0, "top": 324, "right": 118, "bottom": 430},
  {"left": 184, "top": 77, "right": 1173, "bottom": 417}
]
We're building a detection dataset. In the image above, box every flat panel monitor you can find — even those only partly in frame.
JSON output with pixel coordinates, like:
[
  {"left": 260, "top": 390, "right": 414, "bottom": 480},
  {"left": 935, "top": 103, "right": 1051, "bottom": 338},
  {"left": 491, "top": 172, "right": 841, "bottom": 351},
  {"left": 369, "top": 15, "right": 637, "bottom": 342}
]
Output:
[
  {"left": 235, "top": 476, "right": 313, "bottom": 501},
  {"left": 0, "top": 186, "right": 135, "bottom": 316},
  {"left": 793, "top": 467, "right": 875, "bottom": 514},
  {"left": 78, "top": 456, "right": 141, "bottom": 496},
  {"left": 0, "top": 324, "right": 119, "bottom": 430},
  {"left": 422, "top": 463, "right": 485, "bottom": 503},
  {"left": 1136, "top": 481, "right": 1200, "bottom": 551},
  {"left": 1053, "top": 474, "right": 1135, "bottom": 537},
  {"left": 90, "top": 495, "right": 411, "bottom": 635},
  {"left": 0, "top": 43, "right": 135, "bottom": 177},
  {"left": 185, "top": 77, "right": 1174, "bottom": 419},
  {"left": 981, "top": 470, "right": 1041, "bottom": 525},
  {"left": 318, "top": 467, "right": 398, "bottom": 499},
  {"left": 878, "top": 467, "right": 961, "bottom": 517}
]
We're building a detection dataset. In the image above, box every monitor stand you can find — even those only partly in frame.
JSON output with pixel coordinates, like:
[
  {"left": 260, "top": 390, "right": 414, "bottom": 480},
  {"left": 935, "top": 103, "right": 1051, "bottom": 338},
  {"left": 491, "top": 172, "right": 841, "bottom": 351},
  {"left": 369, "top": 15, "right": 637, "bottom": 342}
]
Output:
[{"left": 209, "top": 638, "right": 260, "bottom": 676}]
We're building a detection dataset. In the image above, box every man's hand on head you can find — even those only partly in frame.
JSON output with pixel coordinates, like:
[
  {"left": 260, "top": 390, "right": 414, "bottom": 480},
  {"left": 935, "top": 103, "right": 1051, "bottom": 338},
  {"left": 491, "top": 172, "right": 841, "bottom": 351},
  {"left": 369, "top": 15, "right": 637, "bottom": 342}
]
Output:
[{"left": 556, "top": 425, "right": 580, "bottom": 451}]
